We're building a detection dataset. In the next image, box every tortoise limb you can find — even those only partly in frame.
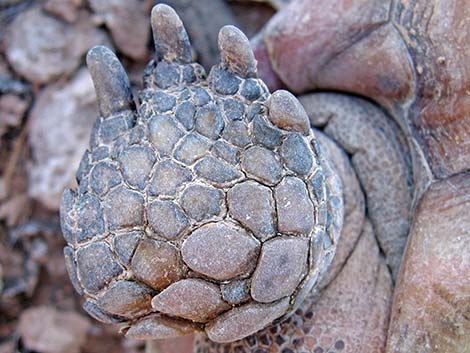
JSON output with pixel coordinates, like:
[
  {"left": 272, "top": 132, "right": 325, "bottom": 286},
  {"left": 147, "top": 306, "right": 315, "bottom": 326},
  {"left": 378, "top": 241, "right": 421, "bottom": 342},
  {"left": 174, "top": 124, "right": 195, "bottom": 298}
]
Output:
[
  {"left": 61, "top": 3, "right": 344, "bottom": 349},
  {"left": 300, "top": 92, "right": 413, "bottom": 280},
  {"left": 193, "top": 93, "right": 405, "bottom": 352},
  {"left": 314, "top": 130, "right": 366, "bottom": 290}
]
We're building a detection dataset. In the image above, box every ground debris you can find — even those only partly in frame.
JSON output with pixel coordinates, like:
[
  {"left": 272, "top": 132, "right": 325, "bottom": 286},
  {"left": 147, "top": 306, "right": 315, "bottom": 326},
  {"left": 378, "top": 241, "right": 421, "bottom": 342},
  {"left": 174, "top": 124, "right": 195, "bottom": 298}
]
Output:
[
  {"left": 28, "top": 68, "right": 98, "bottom": 210},
  {"left": 18, "top": 306, "right": 90, "bottom": 353},
  {"left": 4, "top": 7, "right": 110, "bottom": 84},
  {"left": 89, "top": 0, "right": 150, "bottom": 60}
]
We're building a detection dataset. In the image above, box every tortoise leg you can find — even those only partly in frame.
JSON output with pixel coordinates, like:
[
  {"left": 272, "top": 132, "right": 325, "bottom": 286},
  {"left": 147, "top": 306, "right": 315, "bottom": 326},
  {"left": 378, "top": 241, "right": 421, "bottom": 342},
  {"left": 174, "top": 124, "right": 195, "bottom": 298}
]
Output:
[{"left": 300, "top": 92, "right": 413, "bottom": 280}]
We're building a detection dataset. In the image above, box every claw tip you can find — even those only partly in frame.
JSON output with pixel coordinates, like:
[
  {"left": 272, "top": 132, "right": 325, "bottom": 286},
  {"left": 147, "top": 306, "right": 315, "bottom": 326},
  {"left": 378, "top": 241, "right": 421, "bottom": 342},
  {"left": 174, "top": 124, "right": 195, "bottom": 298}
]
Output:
[
  {"left": 218, "top": 25, "right": 257, "bottom": 78},
  {"left": 151, "top": 3, "right": 192, "bottom": 63},
  {"left": 267, "top": 90, "right": 310, "bottom": 134},
  {"left": 86, "top": 46, "right": 134, "bottom": 118}
]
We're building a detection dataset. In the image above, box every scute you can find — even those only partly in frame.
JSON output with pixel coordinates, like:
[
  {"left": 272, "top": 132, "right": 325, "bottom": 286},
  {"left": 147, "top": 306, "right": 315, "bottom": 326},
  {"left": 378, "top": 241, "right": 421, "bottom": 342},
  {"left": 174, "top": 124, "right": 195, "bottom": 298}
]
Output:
[
  {"left": 118, "top": 146, "right": 156, "bottom": 190},
  {"left": 151, "top": 278, "right": 230, "bottom": 323},
  {"left": 195, "top": 103, "right": 225, "bottom": 140},
  {"left": 275, "top": 176, "right": 315, "bottom": 235},
  {"left": 205, "top": 298, "right": 291, "bottom": 343},
  {"left": 227, "top": 181, "right": 276, "bottom": 241},
  {"left": 280, "top": 133, "right": 315, "bottom": 176},
  {"left": 147, "top": 200, "right": 189, "bottom": 240},
  {"left": 251, "top": 237, "right": 309, "bottom": 303},
  {"left": 174, "top": 133, "right": 210, "bottom": 165},
  {"left": 148, "top": 160, "right": 192, "bottom": 197},
  {"left": 90, "top": 162, "right": 121, "bottom": 196},
  {"left": 241, "top": 146, "right": 283, "bottom": 185},
  {"left": 75, "top": 193, "right": 105, "bottom": 242},
  {"left": 148, "top": 114, "right": 184, "bottom": 156},
  {"left": 104, "top": 186, "right": 144, "bottom": 230},
  {"left": 194, "top": 156, "right": 243, "bottom": 186},
  {"left": 113, "top": 231, "right": 142, "bottom": 265},
  {"left": 97, "top": 280, "right": 154, "bottom": 318},
  {"left": 181, "top": 184, "right": 224, "bottom": 221},
  {"left": 181, "top": 222, "right": 260, "bottom": 281},
  {"left": 131, "top": 238, "right": 183, "bottom": 291},
  {"left": 76, "top": 242, "right": 123, "bottom": 293}
]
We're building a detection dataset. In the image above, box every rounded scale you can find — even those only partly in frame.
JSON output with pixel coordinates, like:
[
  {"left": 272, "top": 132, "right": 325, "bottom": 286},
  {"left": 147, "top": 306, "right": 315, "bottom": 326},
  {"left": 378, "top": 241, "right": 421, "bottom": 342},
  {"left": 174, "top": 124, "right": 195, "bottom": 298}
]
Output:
[{"left": 181, "top": 222, "right": 260, "bottom": 281}]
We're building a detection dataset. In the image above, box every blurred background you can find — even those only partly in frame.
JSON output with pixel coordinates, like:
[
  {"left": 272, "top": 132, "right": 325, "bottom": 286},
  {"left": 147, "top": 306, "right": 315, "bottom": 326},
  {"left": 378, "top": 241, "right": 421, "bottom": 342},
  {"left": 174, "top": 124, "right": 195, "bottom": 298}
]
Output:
[{"left": 0, "top": 1, "right": 283, "bottom": 352}]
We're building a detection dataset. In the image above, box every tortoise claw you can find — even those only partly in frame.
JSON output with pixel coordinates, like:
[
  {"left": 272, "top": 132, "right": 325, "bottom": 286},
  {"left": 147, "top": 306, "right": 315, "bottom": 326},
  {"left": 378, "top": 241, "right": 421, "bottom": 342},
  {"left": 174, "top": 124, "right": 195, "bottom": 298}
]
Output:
[
  {"left": 151, "top": 4, "right": 192, "bottom": 63},
  {"left": 86, "top": 46, "right": 135, "bottom": 118},
  {"left": 267, "top": 90, "right": 310, "bottom": 135},
  {"left": 218, "top": 25, "right": 257, "bottom": 78}
]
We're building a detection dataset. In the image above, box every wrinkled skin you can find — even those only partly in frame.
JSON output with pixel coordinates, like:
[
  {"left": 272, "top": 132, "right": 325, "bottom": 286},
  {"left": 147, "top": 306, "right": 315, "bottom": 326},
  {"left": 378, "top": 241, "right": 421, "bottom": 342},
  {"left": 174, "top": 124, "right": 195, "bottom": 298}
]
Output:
[{"left": 254, "top": 0, "right": 470, "bottom": 182}]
